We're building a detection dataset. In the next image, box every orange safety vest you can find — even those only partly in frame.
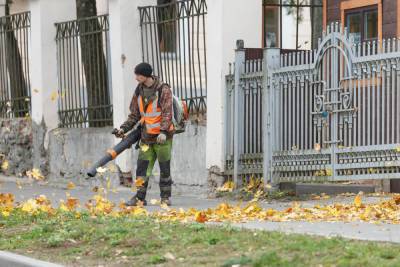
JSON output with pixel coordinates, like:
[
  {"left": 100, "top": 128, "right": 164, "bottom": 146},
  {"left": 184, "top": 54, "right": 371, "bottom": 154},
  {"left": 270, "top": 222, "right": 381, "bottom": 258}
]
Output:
[{"left": 138, "top": 95, "right": 173, "bottom": 135}]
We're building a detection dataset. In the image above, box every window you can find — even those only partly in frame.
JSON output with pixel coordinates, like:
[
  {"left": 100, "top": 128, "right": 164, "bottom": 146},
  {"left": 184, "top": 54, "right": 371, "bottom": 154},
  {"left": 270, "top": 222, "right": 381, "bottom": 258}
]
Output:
[
  {"left": 263, "top": 0, "right": 323, "bottom": 50},
  {"left": 345, "top": 6, "right": 378, "bottom": 43}
]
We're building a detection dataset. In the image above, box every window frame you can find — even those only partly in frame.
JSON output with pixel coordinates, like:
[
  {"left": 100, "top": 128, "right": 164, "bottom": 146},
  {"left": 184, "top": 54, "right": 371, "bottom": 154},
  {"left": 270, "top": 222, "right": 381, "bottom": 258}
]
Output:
[
  {"left": 345, "top": 5, "right": 378, "bottom": 43},
  {"left": 262, "top": 0, "right": 323, "bottom": 50}
]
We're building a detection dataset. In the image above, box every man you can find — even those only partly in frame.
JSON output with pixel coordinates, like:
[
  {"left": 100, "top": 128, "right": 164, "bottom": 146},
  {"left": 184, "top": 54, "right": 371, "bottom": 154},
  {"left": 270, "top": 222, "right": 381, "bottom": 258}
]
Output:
[{"left": 113, "top": 63, "right": 174, "bottom": 206}]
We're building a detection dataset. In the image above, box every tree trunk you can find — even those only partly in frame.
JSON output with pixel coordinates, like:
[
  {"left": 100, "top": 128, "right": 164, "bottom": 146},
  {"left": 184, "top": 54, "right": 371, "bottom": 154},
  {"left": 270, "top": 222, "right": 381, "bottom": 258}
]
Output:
[
  {"left": 76, "top": 0, "right": 110, "bottom": 127},
  {"left": 4, "top": 0, "right": 29, "bottom": 117}
]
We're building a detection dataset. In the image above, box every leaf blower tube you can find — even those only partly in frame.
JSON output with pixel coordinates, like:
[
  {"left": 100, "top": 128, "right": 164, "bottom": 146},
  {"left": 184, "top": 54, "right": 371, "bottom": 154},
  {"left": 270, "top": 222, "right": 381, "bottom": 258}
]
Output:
[{"left": 86, "top": 126, "right": 142, "bottom": 178}]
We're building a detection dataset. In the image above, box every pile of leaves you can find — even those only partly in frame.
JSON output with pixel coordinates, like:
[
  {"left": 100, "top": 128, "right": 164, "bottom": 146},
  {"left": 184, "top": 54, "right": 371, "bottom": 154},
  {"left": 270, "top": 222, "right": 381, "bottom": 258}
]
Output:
[{"left": 2, "top": 191, "right": 400, "bottom": 225}]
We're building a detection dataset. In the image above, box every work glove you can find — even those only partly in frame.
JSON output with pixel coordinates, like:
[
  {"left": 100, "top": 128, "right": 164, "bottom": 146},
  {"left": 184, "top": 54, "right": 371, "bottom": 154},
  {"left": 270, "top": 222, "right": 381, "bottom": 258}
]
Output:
[
  {"left": 156, "top": 133, "right": 167, "bottom": 144},
  {"left": 112, "top": 128, "right": 125, "bottom": 138}
]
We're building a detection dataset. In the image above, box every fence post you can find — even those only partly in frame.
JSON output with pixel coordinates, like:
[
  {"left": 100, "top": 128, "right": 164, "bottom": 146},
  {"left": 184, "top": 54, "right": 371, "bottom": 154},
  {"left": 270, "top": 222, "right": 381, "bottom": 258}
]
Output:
[
  {"left": 263, "top": 47, "right": 280, "bottom": 189},
  {"left": 233, "top": 40, "right": 245, "bottom": 188},
  {"left": 29, "top": 0, "right": 76, "bottom": 171}
]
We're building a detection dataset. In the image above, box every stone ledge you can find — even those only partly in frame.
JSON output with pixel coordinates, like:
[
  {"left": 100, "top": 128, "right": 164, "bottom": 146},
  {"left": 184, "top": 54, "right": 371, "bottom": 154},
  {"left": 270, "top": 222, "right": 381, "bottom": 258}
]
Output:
[{"left": 0, "top": 251, "right": 63, "bottom": 267}]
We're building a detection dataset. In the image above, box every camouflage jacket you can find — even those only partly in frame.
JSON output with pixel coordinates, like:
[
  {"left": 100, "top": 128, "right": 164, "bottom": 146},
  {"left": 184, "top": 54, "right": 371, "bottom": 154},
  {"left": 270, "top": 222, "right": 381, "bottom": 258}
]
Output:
[{"left": 120, "top": 77, "right": 174, "bottom": 144}]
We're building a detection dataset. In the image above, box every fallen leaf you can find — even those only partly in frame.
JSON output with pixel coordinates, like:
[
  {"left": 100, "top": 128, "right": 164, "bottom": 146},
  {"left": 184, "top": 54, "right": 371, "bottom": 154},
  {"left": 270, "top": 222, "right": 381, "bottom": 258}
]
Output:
[
  {"left": 141, "top": 144, "right": 149, "bottom": 152},
  {"left": 354, "top": 194, "right": 362, "bottom": 208},
  {"left": 1, "top": 160, "right": 8, "bottom": 171},
  {"left": 150, "top": 199, "right": 160, "bottom": 205},
  {"left": 26, "top": 168, "right": 45, "bottom": 180},
  {"left": 195, "top": 211, "right": 207, "bottom": 223},
  {"left": 135, "top": 177, "right": 145, "bottom": 188},
  {"left": 164, "top": 252, "right": 176, "bottom": 261},
  {"left": 67, "top": 182, "right": 76, "bottom": 190}
]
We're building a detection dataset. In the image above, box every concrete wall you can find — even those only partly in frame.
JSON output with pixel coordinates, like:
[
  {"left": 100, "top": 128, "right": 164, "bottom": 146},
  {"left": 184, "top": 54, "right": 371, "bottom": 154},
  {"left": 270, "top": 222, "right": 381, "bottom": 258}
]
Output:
[
  {"left": 47, "top": 122, "right": 207, "bottom": 191},
  {"left": 0, "top": 118, "right": 32, "bottom": 176},
  {"left": 47, "top": 127, "right": 115, "bottom": 181}
]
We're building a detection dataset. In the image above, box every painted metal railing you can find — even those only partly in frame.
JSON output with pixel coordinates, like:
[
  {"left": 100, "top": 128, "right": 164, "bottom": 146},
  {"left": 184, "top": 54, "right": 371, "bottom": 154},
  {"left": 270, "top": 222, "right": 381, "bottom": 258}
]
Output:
[
  {"left": 55, "top": 15, "right": 112, "bottom": 128},
  {"left": 0, "top": 12, "right": 31, "bottom": 118},
  {"left": 139, "top": 0, "right": 207, "bottom": 114},
  {"left": 226, "top": 23, "right": 400, "bottom": 186}
]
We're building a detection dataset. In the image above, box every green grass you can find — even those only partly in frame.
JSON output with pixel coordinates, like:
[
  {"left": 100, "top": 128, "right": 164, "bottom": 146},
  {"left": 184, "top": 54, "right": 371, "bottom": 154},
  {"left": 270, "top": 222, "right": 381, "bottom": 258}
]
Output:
[{"left": 1, "top": 210, "right": 400, "bottom": 266}]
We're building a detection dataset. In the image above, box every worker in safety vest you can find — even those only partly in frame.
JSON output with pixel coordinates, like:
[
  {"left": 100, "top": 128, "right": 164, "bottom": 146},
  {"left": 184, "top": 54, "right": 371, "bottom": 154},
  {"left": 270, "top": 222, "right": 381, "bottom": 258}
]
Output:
[{"left": 113, "top": 63, "right": 174, "bottom": 206}]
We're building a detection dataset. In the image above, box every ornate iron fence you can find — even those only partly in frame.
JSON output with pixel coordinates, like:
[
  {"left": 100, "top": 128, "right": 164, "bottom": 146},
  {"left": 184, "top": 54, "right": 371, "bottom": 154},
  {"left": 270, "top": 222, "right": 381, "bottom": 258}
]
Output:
[
  {"left": 139, "top": 0, "right": 207, "bottom": 114},
  {"left": 0, "top": 12, "right": 31, "bottom": 118},
  {"left": 55, "top": 15, "right": 112, "bottom": 128},
  {"left": 227, "top": 23, "right": 400, "bottom": 186}
]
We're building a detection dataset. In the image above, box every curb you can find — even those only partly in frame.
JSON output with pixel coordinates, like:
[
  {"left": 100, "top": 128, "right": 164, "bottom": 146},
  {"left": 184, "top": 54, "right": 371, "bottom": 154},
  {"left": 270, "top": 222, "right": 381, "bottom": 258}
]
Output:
[{"left": 0, "top": 251, "right": 63, "bottom": 267}]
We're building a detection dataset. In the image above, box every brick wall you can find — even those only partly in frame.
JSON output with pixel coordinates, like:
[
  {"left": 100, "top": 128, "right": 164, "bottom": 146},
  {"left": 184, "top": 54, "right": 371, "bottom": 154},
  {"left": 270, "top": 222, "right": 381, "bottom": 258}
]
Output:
[{"left": 382, "top": 0, "right": 397, "bottom": 38}]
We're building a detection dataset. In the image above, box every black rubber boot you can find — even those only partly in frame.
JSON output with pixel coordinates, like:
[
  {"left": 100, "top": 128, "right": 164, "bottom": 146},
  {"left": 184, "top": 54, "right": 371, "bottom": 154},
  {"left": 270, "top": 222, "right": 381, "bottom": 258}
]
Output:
[{"left": 125, "top": 196, "right": 147, "bottom": 207}]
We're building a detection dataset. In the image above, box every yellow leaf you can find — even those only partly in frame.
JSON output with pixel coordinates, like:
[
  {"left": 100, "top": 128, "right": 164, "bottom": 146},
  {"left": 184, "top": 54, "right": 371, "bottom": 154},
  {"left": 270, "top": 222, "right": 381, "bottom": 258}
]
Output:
[
  {"left": 396, "top": 146, "right": 400, "bottom": 153},
  {"left": 67, "top": 182, "right": 76, "bottom": 190},
  {"left": 354, "top": 194, "right": 362, "bottom": 208},
  {"left": 325, "top": 168, "right": 333, "bottom": 176},
  {"left": 160, "top": 202, "right": 170, "bottom": 210},
  {"left": 150, "top": 199, "right": 160, "bottom": 205},
  {"left": 135, "top": 177, "right": 145, "bottom": 188},
  {"left": 217, "top": 181, "right": 234, "bottom": 192},
  {"left": 26, "top": 168, "right": 45, "bottom": 180},
  {"left": 50, "top": 91, "right": 58, "bottom": 101},
  {"left": 1, "top": 160, "right": 9, "bottom": 171},
  {"left": 141, "top": 144, "right": 149, "bottom": 152},
  {"left": 1, "top": 210, "right": 10, "bottom": 217},
  {"left": 16, "top": 181, "right": 22, "bottom": 189}
]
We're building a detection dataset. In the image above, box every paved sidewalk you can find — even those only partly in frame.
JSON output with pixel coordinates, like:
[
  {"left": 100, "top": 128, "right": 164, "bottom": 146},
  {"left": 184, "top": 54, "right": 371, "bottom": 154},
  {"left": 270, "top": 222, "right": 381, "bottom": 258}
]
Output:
[{"left": 1, "top": 175, "right": 400, "bottom": 244}]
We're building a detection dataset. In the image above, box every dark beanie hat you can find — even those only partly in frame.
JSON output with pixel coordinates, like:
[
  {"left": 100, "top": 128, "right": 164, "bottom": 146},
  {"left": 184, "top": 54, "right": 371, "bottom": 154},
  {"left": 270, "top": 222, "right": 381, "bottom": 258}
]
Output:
[{"left": 134, "top": 63, "right": 153, "bottom": 77}]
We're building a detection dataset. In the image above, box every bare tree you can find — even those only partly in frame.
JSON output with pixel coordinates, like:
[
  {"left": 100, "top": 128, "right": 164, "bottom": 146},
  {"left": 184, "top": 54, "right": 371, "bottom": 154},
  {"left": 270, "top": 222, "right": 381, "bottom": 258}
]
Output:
[{"left": 76, "top": 0, "right": 110, "bottom": 127}]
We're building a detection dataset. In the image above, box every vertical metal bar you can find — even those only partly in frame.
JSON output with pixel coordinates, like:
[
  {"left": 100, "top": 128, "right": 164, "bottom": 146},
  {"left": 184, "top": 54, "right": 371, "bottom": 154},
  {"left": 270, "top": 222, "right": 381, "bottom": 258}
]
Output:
[
  {"left": 386, "top": 60, "right": 390, "bottom": 144},
  {"left": 377, "top": 61, "right": 381, "bottom": 144},
  {"left": 397, "top": 60, "right": 400, "bottom": 143},
  {"left": 366, "top": 64, "right": 371, "bottom": 146},
  {"left": 288, "top": 73, "right": 292, "bottom": 149},
  {"left": 391, "top": 60, "right": 395, "bottom": 144},
  {"left": 372, "top": 63, "right": 376, "bottom": 145},
  {"left": 233, "top": 49, "right": 245, "bottom": 187},
  {"left": 382, "top": 60, "right": 387, "bottom": 144}
]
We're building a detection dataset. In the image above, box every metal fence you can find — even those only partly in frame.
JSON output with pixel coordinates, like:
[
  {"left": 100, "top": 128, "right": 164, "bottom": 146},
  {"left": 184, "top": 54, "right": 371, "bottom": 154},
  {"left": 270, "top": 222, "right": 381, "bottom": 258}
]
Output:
[
  {"left": 55, "top": 15, "right": 112, "bottom": 128},
  {"left": 225, "top": 46, "right": 264, "bottom": 183},
  {"left": 227, "top": 23, "right": 400, "bottom": 186},
  {"left": 139, "top": 0, "right": 207, "bottom": 114},
  {"left": 0, "top": 12, "right": 31, "bottom": 118}
]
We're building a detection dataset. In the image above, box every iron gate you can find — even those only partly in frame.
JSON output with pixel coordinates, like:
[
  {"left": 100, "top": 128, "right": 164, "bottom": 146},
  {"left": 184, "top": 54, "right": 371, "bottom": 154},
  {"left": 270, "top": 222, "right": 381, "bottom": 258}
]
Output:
[
  {"left": 138, "top": 0, "right": 207, "bottom": 114},
  {"left": 0, "top": 12, "right": 31, "bottom": 118},
  {"left": 266, "top": 23, "right": 400, "bottom": 184},
  {"left": 227, "top": 23, "right": 400, "bottom": 185}
]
